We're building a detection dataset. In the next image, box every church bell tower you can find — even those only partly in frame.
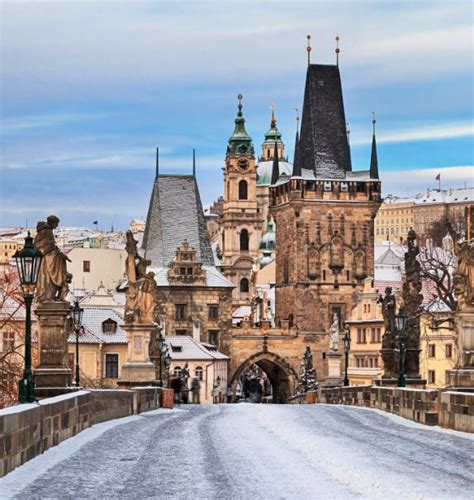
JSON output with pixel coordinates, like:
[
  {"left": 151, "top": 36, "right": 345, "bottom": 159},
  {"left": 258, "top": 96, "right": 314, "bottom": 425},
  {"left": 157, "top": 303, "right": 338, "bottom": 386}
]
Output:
[{"left": 221, "top": 95, "right": 263, "bottom": 307}]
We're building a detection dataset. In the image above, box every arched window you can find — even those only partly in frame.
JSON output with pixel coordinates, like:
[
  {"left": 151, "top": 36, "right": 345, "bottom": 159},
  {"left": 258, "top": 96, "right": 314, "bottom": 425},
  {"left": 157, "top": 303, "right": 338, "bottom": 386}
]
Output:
[
  {"left": 195, "top": 366, "right": 203, "bottom": 381},
  {"left": 238, "top": 180, "right": 248, "bottom": 200},
  {"left": 173, "top": 366, "right": 182, "bottom": 377},
  {"left": 240, "top": 278, "right": 249, "bottom": 293},
  {"left": 240, "top": 229, "right": 249, "bottom": 251}
]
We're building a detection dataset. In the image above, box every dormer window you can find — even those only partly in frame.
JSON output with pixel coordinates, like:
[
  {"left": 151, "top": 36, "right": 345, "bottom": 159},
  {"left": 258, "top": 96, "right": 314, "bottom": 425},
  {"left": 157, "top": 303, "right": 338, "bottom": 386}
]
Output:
[
  {"left": 171, "top": 345, "right": 182, "bottom": 352},
  {"left": 102, "top": 318, "right": 117, "bottom": 334}
]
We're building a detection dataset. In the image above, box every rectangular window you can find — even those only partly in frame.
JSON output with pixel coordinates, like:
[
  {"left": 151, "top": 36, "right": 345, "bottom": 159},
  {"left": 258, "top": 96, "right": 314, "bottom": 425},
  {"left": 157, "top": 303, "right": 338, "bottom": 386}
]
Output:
[
  {"left": 357, "top": 329, "right": 366, "bottom": 344},
  {"left": 208, "top": 305, "right": 219, "bottom": 321},
  {"left": 208, "top": 330, "right": 219, "bottom": 346},
  {"left": 175, "top": 304, "right": 186, "bottom": 320},
  {"left": 2, "top": 330, "right": 15, "bottom": 352},
  {"left": 428, "top": 370, "right": 435, "bottom": 384},
  {"left": 83, "top": 260, "right": 90, "bottom": 273},
  {"left": 175, "top": 329, "right": 188, "bottom": 336},
  {"left": 105, "top": 353, "right": 119, "bottom": 378},
  {"left": 428, "top": 344, "right": 436, "bottom": 358},
  {"left": 445, "top": 344, "right": 453, "bottom": 358},
  {"left": 445, "top": 370, "right": 450, "bottom": 386}
]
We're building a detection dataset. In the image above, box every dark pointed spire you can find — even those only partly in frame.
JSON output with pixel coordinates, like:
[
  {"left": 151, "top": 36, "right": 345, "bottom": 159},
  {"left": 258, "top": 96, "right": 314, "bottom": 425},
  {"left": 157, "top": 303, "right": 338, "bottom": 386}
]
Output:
[
  {"left": 292, "top": 109, "right": 301, "bottom": 177},
  {"left": 271, "top": 140, "right": 280, "bottom": 185},
  {"left": 193, "top": 148, "right": 196, "bottom": 176},
  {"left": 155, "top": 147, "right": 159, "bottom": 179},
  {"left": 370, "top": 112, "right": 379, "bottom": 179}
]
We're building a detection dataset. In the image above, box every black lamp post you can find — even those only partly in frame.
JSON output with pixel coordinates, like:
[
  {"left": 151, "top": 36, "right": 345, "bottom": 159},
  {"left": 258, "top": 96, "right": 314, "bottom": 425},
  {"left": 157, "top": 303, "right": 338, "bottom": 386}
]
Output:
[
  {"left": 396, "top": 308, "right": 408, "bottom": 388},
  {"left": 164, "top": 351, "right": 172, "bottom": 387},
  {"left": 71, "top": 300, "right": 84, "bottom": 387},
  {"left": 343, "top": 329, "right": 351, "bottom": 387},
  {"left": 14, "top": 232, "right": 43, "bottom": 403}
]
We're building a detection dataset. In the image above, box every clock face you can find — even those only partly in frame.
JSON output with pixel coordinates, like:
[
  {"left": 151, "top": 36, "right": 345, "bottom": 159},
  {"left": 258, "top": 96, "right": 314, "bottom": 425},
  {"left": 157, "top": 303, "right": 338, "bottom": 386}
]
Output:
[
  {"left": 238, "top": 144, "right": 248, "bottom": 154},
  {"left": 238, "top": 159, "right": 249, "bottom": 171}
]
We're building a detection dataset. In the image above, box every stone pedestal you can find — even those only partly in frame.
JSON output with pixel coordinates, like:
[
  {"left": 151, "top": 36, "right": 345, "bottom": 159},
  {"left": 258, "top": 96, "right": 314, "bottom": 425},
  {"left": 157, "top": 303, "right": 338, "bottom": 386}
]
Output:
[
  {"left": 34, "top": 301, "right": 72, "bottom": 393},
  {"left": 118, "top": 323, "right": 157, "bottom": 387},
  {"left": 448, "top": 310, "right": 474, "bottom": 390},
  {"left": 325, "top": 352, "right": 342, "bottom": 387}
]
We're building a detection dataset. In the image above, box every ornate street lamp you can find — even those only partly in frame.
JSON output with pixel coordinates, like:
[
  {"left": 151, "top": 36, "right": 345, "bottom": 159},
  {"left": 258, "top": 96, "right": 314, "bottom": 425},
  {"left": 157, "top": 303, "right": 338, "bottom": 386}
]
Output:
[
  {"left": 343, "top": 329, "right": 351, "bottom": 386},
  {"left": 156, "top": 329, "right": 168, "bottom": 387},
  {"left": 71, "top": 300, "right": 84, "bottom": 387},
  {"left": 164, "top": 351, "right": 172, "bottom": 387},
  {"left": 14, "top": 232, "right": 43, "bottom": 403},
  {"left": 396, "top": 308, "right": 408, "bottom": 388}
]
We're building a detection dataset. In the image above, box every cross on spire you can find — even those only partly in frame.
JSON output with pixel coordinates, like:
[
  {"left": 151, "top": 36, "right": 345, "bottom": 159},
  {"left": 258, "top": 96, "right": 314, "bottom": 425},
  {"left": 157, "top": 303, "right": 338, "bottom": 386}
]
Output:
[{"left": 306, "top": 34, "right": 312, "bottom": 66}]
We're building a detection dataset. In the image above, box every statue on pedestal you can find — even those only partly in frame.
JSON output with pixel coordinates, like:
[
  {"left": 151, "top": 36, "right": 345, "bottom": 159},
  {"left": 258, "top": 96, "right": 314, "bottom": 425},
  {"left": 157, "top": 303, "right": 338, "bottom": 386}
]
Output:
[
  {"left": 34, "top": 215, "right": 72, "bottom": 303},
  {"left": 402, "top": 229, "right": 423, "bottom": 377},
  {"left": 125, "top": 231, "right": 157, "bottom": 324},
  {"left": 453, "top": 236, "right": 474, "bottom": 312},
  {"left": 329, "top": 313, "right": 340, "bottom": 352}
]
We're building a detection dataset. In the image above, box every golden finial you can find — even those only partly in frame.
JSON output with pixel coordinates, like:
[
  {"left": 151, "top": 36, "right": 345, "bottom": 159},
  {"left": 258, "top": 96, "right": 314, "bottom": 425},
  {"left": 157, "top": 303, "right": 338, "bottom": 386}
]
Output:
[
  {"left": 295, "top": 108, "right": 300, "bottom": 127},
  {"left": 306, "top": 34, "right": 312, "bottom": 66},
  {"left": 335, "top": 36, "right": 340, "bottom": 67}
]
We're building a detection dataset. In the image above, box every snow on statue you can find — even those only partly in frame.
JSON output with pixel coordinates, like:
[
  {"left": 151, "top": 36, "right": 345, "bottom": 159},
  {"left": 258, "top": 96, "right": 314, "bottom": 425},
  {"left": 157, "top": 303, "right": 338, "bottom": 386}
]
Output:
[{"left": 329, "top": 313, "right": 340, "bottom": 352}]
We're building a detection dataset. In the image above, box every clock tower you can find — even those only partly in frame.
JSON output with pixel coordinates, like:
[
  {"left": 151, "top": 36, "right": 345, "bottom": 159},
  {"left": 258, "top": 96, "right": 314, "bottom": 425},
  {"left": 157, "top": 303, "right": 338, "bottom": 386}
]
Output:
[{"left": 221, "top": 95, "right": 263, "bottom": 308}]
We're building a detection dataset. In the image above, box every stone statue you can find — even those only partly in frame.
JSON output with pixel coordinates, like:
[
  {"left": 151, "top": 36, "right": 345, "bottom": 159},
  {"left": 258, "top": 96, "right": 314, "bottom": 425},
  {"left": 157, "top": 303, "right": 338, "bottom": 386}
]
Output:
[
  {"left": 329, "top": 313, "right": 340, "bottom": 352},
  {"left": 402, "top": 229, "right": 423, "bottom": 378},
  {"left": 34, "top": 215, "right": 72, "bottom": 303},
  {"left": 303, "top": 346, "right": 313, "bottom": 372},
  {"left": 379, "top": 287, "right": 397, "bottom": 340},
  {"left": 125, "top": 231, "right": 157, "bottom": 324},
  {"left": 453, "top": 237, "right": 474, "bottom": 311}
]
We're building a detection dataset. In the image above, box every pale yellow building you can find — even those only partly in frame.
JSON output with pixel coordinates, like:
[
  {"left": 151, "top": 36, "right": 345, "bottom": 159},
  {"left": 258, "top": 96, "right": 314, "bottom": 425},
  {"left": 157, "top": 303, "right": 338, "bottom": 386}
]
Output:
[
  {"left": 346, "top": 278, "right": 385, "bottom": 385},
  {"left": 166, "top": 336, "right": 229, "bottom": 404},
  {"left": 375, "top": 196, "right": 415, "bottom": 244},
  {"left": 0, "top": 239, "right": 19, "bottom": 265},
  {"left": 420, "top": 308, "right": 457, "bottom": 388},
  {"left": 67, "top": 247, "right": 127, "bottom": 295}
]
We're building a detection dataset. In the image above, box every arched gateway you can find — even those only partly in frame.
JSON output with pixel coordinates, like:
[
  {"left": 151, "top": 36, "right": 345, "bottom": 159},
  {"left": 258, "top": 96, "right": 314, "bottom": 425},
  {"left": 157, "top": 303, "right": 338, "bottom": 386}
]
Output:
[{"left": 230, "top": 351, "right": 298, "bottom": 404}]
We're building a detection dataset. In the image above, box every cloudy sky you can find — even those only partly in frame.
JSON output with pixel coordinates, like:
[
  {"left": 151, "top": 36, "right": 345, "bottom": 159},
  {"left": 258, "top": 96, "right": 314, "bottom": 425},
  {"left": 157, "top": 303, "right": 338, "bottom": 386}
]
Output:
[{"left": 1, "top": 0, "right": 473, "bottom": 229}]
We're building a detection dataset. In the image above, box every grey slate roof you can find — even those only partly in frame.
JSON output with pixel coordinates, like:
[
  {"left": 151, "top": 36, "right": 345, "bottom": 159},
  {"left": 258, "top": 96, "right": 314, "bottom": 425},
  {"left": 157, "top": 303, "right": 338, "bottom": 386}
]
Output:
[
  {"left": 149, "top": 266, "right": 233, "bottom": 288},
  {"left": 67, "top": 306, "right": 127, "bottom": 344},
  {"left": 298, "top": 64, "right": 352, "bottom": 179},
  {"left": 165, "top": 336, "right": 229, "bottom": 361},
  {"left": 142, "top": 175, "right": 215, "bottom": 267}
]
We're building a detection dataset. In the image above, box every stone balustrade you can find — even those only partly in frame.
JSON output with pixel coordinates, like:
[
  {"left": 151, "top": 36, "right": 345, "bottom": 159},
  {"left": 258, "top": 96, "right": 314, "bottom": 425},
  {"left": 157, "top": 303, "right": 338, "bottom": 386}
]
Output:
[
  {"left": 0, "top": 387, "right": 164, "bottom": 477},
  {"left": 292, "top": 386, "right": 473, "bottom": 433}
]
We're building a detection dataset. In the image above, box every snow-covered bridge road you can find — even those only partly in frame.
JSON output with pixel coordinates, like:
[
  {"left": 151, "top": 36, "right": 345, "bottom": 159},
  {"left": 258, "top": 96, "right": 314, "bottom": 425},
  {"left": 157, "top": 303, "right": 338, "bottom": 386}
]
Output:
[{"left": 2, "top": 404, "right": 473, "bottom": 499}]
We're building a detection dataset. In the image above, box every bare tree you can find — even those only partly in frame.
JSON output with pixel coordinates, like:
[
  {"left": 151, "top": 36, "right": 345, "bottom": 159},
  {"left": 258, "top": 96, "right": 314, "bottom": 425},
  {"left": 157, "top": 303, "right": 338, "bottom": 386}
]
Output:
[{"left": 0, "top": 267, "right": 38, "bottom": 408}]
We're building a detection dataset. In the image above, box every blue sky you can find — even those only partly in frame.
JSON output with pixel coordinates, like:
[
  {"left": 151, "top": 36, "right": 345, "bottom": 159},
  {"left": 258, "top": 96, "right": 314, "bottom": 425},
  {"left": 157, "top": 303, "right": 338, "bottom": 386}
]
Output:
[{"left": 1, "top": 0, "right": 473, "bottom": 230}]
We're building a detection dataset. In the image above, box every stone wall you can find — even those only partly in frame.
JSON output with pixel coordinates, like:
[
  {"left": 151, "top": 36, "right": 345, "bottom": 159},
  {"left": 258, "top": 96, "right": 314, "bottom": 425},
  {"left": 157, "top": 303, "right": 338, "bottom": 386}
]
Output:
[
  {"left": 308, "top": 386, "right": 473, "bottom": 432},
  {"left": 0, "top": 387, "right": 163, "bottom": 477}
]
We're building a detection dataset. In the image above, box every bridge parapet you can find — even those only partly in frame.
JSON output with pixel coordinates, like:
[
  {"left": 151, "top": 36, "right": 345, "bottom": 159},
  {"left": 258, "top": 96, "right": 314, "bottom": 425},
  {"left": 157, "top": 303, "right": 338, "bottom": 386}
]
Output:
[
  {"left": 0, "top": 387, "right": 163, "bottom": 477},
  {"left": 293, "top": 386, "right": 473, "bottom": 433}
]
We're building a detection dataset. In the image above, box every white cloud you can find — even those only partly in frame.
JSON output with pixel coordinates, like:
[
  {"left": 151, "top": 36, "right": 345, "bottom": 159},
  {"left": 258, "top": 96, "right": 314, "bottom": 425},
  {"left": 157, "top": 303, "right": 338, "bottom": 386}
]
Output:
[
  {"left": 352, "top": 120, "right": 473, "bottom": 145},
  {"left": 382, "top": 166, "right": 473, "bottom": 197}
]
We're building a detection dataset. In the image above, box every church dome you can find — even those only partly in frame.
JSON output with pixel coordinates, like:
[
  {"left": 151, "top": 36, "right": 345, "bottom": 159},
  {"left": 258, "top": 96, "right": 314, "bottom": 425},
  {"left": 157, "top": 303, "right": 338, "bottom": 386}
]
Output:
[
  {"left": 259, "top": 219, "right": 276, "bottom": 251},
  {"left": 256, "top": 160, "right": 292, "bottom": 186}
]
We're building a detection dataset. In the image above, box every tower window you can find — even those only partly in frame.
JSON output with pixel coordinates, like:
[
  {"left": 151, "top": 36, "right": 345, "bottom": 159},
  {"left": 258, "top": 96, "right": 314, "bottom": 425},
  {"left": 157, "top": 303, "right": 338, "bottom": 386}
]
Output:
[
  {"left": 240, "top": 229, "right": 249, "bottom": 251},
  {"left": 239, "top": 180, "right": 248, "bottom": 200},
  {"left": 240, "top": 278, "right": 249, "bottom": 293}
]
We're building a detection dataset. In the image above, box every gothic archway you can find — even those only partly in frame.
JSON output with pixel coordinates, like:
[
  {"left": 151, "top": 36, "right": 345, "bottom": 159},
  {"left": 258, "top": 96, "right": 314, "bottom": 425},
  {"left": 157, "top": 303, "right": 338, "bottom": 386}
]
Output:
[{"left": 230, "top": 351, "right": 298, "bottom": 404}]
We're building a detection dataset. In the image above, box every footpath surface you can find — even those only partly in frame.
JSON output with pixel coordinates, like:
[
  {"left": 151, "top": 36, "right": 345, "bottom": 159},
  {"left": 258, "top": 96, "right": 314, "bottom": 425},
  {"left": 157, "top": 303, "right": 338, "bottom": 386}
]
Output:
[{"left": 1, "top": 404, "right": 473, "bottom": 499}]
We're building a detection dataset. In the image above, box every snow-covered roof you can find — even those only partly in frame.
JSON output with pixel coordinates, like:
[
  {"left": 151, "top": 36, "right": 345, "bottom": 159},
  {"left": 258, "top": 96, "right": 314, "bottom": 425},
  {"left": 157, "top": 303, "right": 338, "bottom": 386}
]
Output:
[
  {"left": 256, "top": 160, "right": 293, "bottom": 186},
  {"left": 67, "top": 306, "right": 127, "bottom": 344},
  {"left": 149, "top": 266, "right": 233, "bottom": 288},
  {"left": 165, "top": 336, "right": 229, "bottom": 361}
]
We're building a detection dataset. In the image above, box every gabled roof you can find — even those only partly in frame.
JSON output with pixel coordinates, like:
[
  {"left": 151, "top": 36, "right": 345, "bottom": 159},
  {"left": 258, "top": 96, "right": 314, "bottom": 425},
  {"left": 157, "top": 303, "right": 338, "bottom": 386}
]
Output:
[
  {"left": 298, "top": 64, "right": 351, "bottom": 179},
  {"left": 142, "top": 175, "right": 215, "bottom": 268},
  {"left": 165, "top": 335, "right": 229, "bottom": 361},
  {"left": 67, "top": 306, "right": 127, "bottom": 344},
  {"left": 149, "top": 265, "right": 233, "bottom": 288}
]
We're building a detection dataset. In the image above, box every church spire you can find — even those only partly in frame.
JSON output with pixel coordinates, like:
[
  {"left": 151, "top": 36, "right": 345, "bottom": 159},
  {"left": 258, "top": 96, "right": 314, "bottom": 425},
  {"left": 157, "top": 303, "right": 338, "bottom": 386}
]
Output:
[
  {"left": 271, "top": 140, "right": 280, "bottom": 185},
  {"left": 370, "top": 112, "right": 379, "bottom": 179},
  {"left": 227, "top": 93, "right": 254, "bottom": 158}
]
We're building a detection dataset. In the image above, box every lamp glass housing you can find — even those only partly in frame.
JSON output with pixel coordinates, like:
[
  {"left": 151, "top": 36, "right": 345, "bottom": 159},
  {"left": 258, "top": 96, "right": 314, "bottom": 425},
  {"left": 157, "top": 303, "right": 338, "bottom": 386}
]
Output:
[
  {"left": 343, "top": 331, "right": 351, "bottom": 353},
  {"left": 396, "top": 309, "right": 408, "bottom": 332},
  {"left": 14, "top": 232, "right": 43, "bottom": 288},
  {"left": 71, "top": 300, "right": 84, "bottom": 327}
]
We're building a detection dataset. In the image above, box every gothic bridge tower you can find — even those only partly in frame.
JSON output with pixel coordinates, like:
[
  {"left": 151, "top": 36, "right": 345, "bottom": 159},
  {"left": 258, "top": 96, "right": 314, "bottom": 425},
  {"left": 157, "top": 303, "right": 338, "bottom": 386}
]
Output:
[
  {"left": 269, "top": 62, "right": 382, "bottom": 352},
  {"left": 221, "top": 95, "right": 264, "bottom": 307}
]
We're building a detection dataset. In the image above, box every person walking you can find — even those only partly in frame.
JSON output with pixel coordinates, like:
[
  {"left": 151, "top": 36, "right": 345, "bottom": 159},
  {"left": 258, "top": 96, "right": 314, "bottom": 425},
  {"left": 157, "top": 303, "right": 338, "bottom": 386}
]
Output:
[
  {"left": 171, "top": 376, "right": 182, "bottom": 405},
  {"left": 191, "top": 377, "right": 201, "bottom": 404}
]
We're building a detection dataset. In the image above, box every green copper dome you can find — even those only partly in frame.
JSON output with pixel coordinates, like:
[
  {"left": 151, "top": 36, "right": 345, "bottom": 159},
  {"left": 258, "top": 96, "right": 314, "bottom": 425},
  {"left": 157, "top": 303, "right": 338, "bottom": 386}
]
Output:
[
  {"left": 227, "top": 94, "right": 254, "bottom": 157},
  {"left": 259, "top": 219, "right": 276, "bottom": 251},
  {"left": 264, "top": 110, "right": 282, "bottom": 144}
]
